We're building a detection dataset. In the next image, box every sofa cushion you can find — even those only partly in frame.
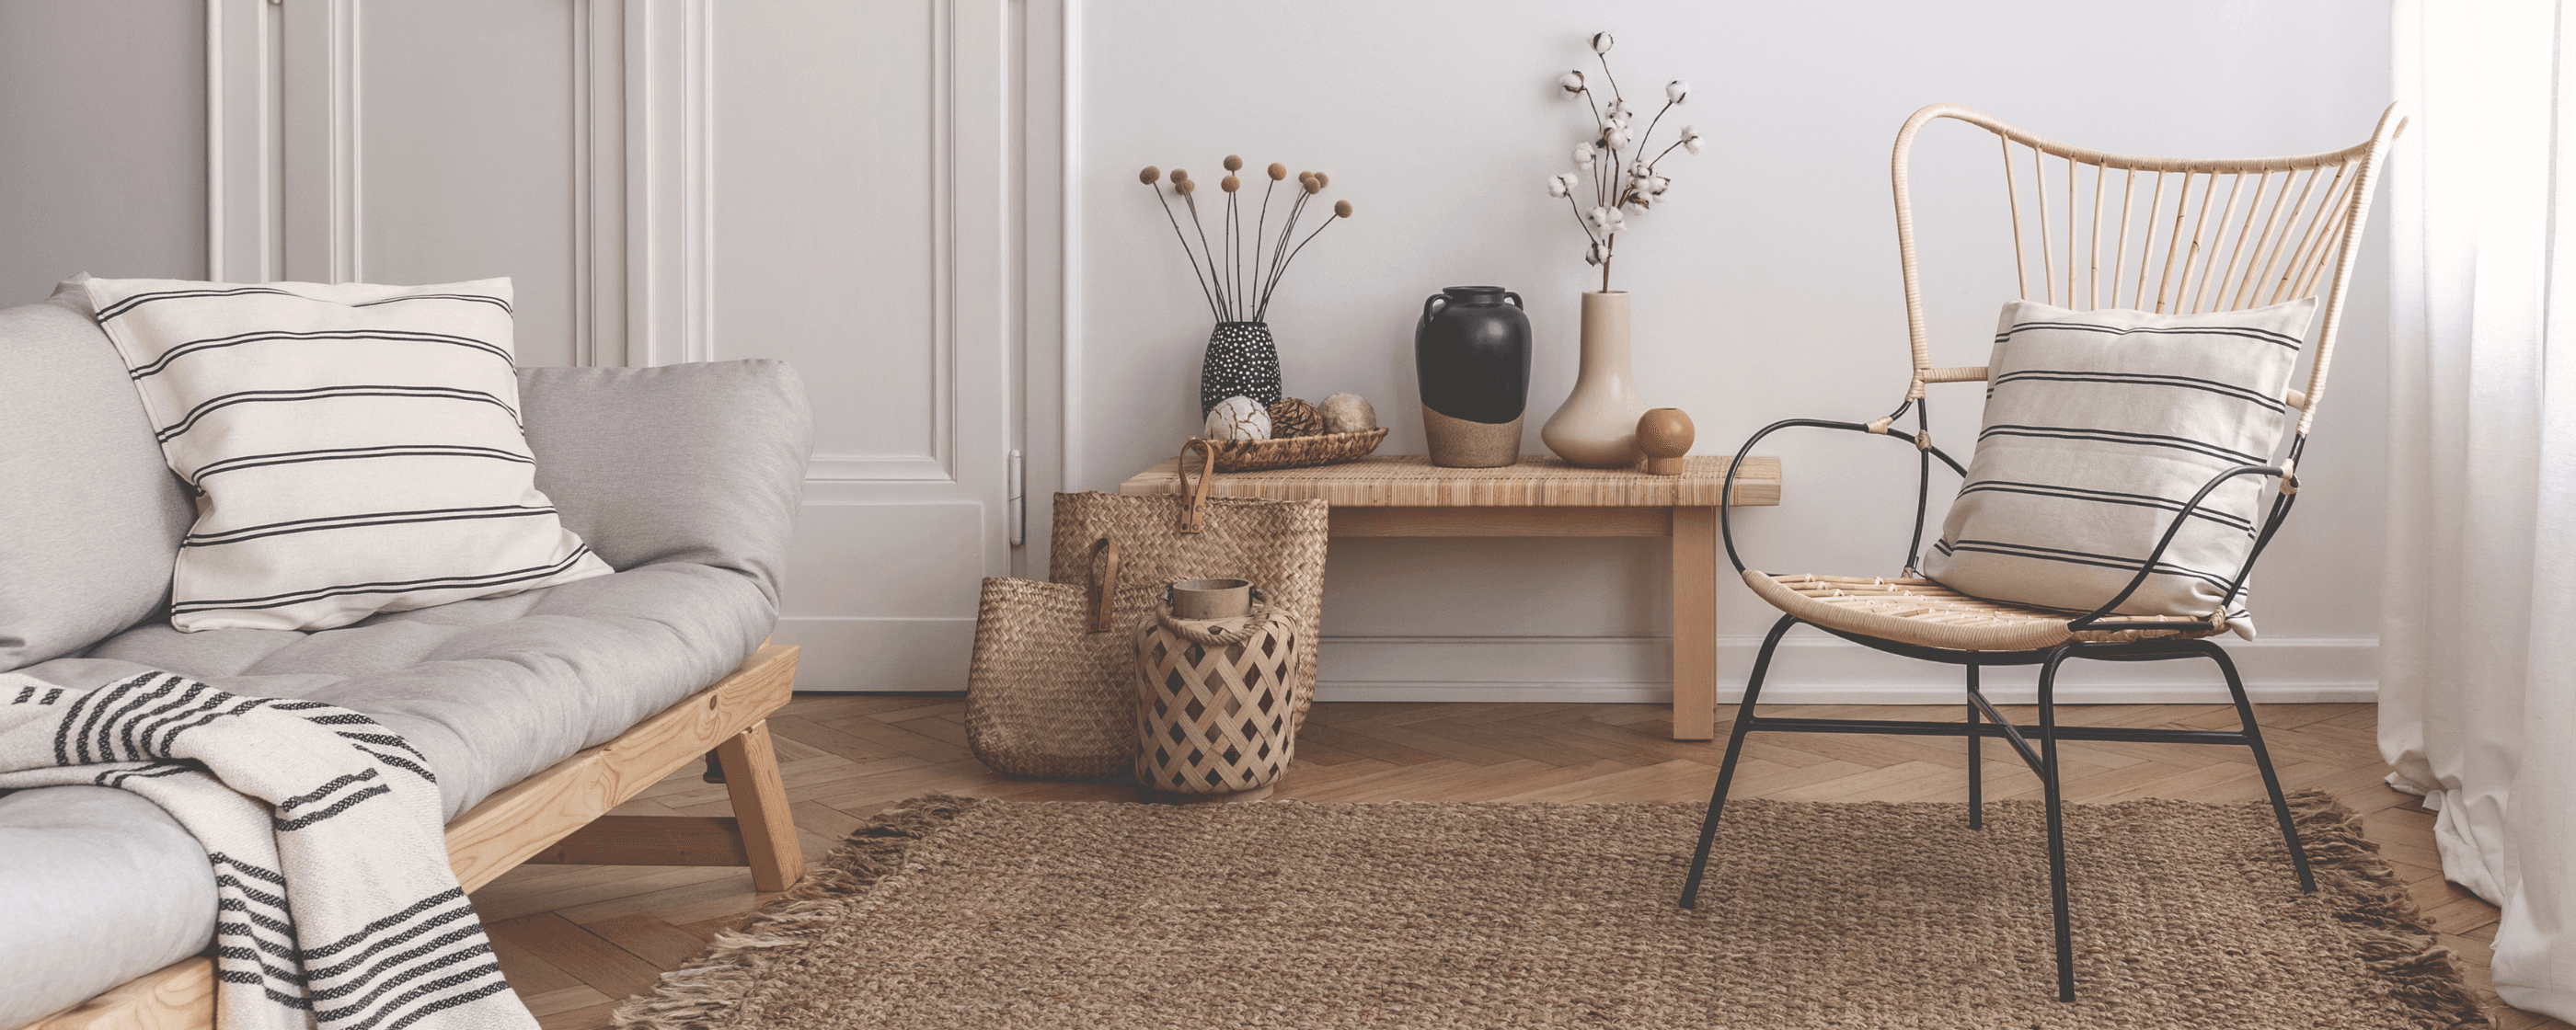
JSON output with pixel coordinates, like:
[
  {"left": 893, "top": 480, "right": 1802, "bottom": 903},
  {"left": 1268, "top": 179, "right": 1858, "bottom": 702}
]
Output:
[
  {"left": 0, "top": 359, "right": 811, "bottom": 1028},
  {"left": 0, "top": 786, "right": 220, "bottom": 1029},
  {"left": 0, "top": 561, "right": 772, "bottom": 1028},
  {"left": 519, "top": 360, "right": 812, "bottom": 607},
  {"left": 82, "top": 276, "right": 615, "bottom": 633},
  {"left": 0, "top": 277, "right": 195, "bottom": 672}
]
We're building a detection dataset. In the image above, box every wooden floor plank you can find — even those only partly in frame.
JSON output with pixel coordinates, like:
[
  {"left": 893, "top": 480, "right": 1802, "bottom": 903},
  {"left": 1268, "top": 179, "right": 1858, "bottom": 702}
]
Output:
[
  {"left": 472, "top": 695, "right": 2570, "bottom": 1030},
  {"left": 485, "top": 912, "right": 667, "bottom": 1001}
]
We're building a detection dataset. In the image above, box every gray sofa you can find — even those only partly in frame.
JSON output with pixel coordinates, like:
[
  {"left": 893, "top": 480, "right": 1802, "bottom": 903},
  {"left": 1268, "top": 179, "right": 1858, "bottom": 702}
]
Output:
[{"left": 0, "top": 280, "right": 813, "bottom": 1028}]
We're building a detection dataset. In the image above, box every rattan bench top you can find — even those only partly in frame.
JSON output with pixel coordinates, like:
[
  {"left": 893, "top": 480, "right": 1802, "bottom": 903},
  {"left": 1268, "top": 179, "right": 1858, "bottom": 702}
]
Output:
[{"left": 1117, "top": 453, "right": 1782, "bottom": 508}]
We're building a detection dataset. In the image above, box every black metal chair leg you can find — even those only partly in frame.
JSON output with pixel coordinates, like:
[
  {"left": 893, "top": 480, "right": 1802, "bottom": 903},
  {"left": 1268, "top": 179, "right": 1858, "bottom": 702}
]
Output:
[
  {"left": 2037, "top": 643, "right": 2077, "bottom": 1002},
  {"left": 1681, "top": 613, "right": 1799, "bottom": 909},
  {"left": 1965, "top": 662, "right": 1983, "bottom": 830},
  {"left": 2200, "top": 642, "right": 2316, "bottom": 892}
]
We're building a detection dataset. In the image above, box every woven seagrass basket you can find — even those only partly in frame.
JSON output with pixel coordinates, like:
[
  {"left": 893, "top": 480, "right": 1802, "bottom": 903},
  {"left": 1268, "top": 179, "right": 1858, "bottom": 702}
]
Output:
[
  {"left": 1133, "top": 598, "right": 1299, "bottom": 800},
  {"left": 963, "top": 539, "right": 1135, "bottom": 780},
  {"left": 1052, "top": 445, "right": 1330, "bottom": 733},
  {"left": 1190, "top": 427, "right": 1386, "bottom": 473}
]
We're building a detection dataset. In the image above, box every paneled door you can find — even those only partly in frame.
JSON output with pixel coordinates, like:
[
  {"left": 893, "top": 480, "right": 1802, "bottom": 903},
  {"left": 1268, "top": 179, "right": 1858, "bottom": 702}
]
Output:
[
  {"left": 718, "top": 0, "right": 1023, "bottom": 691},
  {"left": 211, "top": 0, "right": 1069, "bottom": 692}
]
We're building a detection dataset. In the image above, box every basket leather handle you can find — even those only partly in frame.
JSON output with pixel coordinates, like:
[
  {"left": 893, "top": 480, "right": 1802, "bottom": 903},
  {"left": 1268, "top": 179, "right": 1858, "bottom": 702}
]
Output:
[
  {"left": 1086, "top": 536, "right": 1121, "bottom": 633},
  {"left": 1175, "top": 441, "right": 1217, "bottom": 534}
]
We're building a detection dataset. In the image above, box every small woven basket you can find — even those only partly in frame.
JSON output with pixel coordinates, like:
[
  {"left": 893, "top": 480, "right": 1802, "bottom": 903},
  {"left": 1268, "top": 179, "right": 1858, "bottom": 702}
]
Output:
[
  {"left": 1190, "top": 427, "right": 1386, "bottom": 473},
  {"left": 1133, "top": 598, "right": 1300, "bottom": 799},
  {"left": 964, "top": 540, "right": 1135, "bottom": 780}
]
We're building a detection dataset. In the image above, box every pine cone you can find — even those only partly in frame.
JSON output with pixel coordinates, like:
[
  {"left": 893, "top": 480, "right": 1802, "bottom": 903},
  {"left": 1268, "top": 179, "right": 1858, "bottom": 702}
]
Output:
[{"left": 1268, "top": 397, "right": 1323, "bottom": 438}]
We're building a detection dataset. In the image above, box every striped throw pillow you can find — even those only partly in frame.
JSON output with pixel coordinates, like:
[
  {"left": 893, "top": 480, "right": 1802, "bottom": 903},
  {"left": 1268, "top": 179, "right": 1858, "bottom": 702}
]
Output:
[
  {"left": 1917, "top": 297, "right": 2314, "bottom": 638},
  {"left": 84, "top": 277, "right": 613, "bottom": 632}
]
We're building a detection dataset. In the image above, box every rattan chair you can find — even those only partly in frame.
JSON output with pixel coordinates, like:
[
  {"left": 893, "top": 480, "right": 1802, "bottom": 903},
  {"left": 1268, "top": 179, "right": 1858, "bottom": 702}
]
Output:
[{"left": 1682, "top": 102, "right": 2408, "bottom": 1001}]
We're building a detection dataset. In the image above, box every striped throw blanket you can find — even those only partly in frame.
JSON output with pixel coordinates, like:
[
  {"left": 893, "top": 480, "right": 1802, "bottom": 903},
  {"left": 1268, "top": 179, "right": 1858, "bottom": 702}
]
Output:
[{"left": 0, "top": 670, "right": 535, "bottom": 1030}]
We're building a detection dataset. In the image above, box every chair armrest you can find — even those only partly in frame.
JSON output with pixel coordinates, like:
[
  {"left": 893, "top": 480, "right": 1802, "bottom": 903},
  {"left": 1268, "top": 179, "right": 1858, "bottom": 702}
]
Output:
[
  {"left": 2064, "top": 464, "right": 2298, "bottom": 632},
  {"left": 1719, "top": 402, "right": 1968, "bottom": 575}
]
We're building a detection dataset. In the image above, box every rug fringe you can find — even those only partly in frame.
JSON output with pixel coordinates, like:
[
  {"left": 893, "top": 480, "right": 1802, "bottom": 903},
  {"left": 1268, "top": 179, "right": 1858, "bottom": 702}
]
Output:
[
  {"left": 2283, "top": 790, "right": 2487, "bottom": 1028},
  {"left": 609, "top": 795, "right": 984, "bottom": 1030}
]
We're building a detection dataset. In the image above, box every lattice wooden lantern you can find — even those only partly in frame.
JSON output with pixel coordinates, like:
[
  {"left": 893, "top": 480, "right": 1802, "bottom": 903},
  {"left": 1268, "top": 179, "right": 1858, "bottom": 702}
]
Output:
[{"left": 1133, "top": 600, "right": 1300, "bottom": 801}]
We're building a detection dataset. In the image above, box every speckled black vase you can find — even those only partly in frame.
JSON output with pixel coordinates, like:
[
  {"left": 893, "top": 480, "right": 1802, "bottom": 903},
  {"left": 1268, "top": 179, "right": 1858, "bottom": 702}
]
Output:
[{"left": 1199, "top": 321, "right": 1282, "bottom": 416}]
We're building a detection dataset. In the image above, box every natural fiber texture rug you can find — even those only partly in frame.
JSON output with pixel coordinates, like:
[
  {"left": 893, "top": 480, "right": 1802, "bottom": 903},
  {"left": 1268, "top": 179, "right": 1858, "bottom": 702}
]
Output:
[{"left": 615, "top": 793, "right": 2478, "bottom": 1029}]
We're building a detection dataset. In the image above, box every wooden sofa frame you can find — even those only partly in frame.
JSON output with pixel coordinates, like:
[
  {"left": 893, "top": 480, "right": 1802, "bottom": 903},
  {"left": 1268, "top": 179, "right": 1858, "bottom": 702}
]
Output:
[{"left": 27, "top": 643, "right": 805, "bottom": 1030}]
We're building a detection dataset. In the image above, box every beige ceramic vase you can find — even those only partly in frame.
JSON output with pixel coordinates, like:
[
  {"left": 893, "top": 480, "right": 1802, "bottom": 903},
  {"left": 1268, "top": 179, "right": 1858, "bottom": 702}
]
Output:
[{"left": 1540, "top": 292, "right": 1650, "bottom": 467}]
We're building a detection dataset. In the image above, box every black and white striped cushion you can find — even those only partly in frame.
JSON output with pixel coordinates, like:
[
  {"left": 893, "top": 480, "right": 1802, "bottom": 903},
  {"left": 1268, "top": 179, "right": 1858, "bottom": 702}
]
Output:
[
  {"left": 1918, "top": 297, "right": 2314, "bottom": 638},
  {"left": 84, "top": 278, "right": 612, "bottom": 632}
]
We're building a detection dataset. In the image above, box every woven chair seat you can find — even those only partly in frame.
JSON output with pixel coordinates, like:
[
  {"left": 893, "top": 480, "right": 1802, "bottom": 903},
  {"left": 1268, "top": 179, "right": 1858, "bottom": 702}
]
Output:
[{"left": 1742, "top": 571, "right": 2226, "bottom": 653}]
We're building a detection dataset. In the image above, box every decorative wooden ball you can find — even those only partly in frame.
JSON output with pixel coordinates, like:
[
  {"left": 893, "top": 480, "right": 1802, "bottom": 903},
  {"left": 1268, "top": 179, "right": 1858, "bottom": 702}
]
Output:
[
  {"left": 1268, "top": 397, "right": 1323, "bottom": 438},
  {"left": 1637, "top": 407, "right": 1694, "bottom": 475},
  {"left": 1318, "top": 392, "right": 1376, "bottom": 435},
  {"left": 1204, "top": 395, "right": 1271, "bottom": 441}
]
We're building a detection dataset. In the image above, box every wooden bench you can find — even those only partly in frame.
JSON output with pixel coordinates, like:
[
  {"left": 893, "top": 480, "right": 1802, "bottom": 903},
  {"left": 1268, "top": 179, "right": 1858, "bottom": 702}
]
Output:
[{"left": 1119, "top": 454, "right": 1783, "bottom": 740}]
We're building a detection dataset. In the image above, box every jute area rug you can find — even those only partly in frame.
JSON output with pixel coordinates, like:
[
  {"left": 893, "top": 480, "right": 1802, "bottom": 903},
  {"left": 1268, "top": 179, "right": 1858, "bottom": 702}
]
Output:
[{"left": 615, "top": 793, "right": 2478, "bottom": 1029}]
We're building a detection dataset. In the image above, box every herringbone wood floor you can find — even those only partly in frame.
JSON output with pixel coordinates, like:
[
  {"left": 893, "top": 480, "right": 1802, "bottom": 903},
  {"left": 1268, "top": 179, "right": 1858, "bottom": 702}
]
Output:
[{"left": 473, "top": 695, "right": 2570, "bottom": 1030}]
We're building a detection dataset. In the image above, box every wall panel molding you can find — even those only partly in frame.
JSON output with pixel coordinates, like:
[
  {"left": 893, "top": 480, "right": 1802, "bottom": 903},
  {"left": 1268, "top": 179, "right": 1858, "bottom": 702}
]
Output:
[
  {"left": 572, "top": 0, "right": 623, "bottom": 367},
  {"left": 208, "top": 0, "right": 358, "bottom": 283},
  {"left": 205, "top": 0, "right": 276, "bottom": 281},
  {"left": 210, "top": 0, "right": 707, "bottom": 363},
  {"left": 620, "top": 0, "right": 712, "bottom": 367}
]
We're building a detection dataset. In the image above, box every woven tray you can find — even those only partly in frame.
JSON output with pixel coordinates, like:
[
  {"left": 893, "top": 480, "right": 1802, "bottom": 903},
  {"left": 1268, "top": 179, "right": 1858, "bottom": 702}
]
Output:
[{"left": 1190, "top": 427, "right": 1387, "bottom": 473}]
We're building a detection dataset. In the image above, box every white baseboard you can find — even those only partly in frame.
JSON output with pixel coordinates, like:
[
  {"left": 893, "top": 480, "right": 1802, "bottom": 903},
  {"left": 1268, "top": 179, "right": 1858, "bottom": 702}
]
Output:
[
  {"left": 775, "top": 618, "right": 2378, "bottom": 704},
  {"left": 1312, "top": 632, "right": 2377, "bottom": 704}
]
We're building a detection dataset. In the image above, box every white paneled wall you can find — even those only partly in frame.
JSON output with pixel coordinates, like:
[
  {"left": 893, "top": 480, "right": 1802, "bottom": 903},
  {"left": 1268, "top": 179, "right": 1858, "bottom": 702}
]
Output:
[
  {"left": 1077, "top": 1, "right": 2394, "bottom": 703},
  {"left": 3, "top": 1, "right": 2389, "bottom": 702},
  {"left": 197, "top": 0, "right": 1066, "bottom": 692}
]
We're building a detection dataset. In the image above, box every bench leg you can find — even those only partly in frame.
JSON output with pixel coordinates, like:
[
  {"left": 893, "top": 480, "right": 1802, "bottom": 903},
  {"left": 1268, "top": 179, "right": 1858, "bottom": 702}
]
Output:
[{"left": 716, "top": 720, "right": 805, "bottom": 891}]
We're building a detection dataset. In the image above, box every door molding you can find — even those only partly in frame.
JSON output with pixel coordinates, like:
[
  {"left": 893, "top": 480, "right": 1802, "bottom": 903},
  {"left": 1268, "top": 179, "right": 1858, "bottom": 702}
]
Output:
[{"left": 615, "top": 0, "right": 713, "bottom": 368}]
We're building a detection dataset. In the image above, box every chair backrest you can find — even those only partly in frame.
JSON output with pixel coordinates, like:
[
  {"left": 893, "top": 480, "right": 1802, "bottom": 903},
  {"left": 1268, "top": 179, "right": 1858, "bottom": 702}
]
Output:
[{"left": 1889, "top": 103, "right": 2407, "bottom": 441}]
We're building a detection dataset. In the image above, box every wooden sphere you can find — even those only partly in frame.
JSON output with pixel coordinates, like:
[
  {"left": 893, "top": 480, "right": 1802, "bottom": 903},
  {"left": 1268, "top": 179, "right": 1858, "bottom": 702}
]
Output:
[{"left": 1636, "top": 408, "right": 1694, "bottom": 458}]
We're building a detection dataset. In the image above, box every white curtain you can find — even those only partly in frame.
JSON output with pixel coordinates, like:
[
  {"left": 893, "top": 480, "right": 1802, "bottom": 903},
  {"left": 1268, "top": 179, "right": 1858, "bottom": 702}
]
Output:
[{"left": 2382, "top": 0, "right": 2576, "bottom": 1021}]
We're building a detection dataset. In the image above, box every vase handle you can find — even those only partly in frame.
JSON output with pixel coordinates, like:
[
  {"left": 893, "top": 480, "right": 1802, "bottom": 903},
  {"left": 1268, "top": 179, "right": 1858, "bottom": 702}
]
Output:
[
  {"left": 1502, "top": 292, "right": 1524, "bottom": 309},
  {"left": 1421, "top": 293, "right": 1447, "bottom": 322}
]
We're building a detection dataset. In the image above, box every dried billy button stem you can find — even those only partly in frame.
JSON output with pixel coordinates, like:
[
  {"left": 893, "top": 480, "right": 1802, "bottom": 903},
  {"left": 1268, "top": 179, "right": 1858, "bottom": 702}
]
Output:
[{"left": 1136, "top": 152, "right": 1354, "bottom": 325}]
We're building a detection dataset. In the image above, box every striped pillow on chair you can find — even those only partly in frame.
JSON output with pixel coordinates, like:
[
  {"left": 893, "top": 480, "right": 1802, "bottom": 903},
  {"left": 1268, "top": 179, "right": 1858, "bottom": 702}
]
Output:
[
  {"left": 84, "top": 277, "right": 612, "bottom": 632},
  {"left": 1918, "top": 297, "right": 2313, "bottom": 638}
]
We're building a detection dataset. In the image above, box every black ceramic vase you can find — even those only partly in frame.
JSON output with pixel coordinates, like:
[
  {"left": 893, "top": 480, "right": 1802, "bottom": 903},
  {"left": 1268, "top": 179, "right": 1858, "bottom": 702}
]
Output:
[
  {"left": 1415, "top": 286, "right": 1530, "bottom": 467},
  {"left": 1201, "top": 321, "right": 1282, "bottom": 416}
]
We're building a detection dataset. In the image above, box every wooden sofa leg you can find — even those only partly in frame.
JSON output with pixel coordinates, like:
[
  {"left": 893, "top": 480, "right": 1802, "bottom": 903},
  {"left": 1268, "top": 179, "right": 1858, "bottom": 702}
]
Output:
[{"left": 715, "top": 719, "right": 804, "bottom": 891}]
